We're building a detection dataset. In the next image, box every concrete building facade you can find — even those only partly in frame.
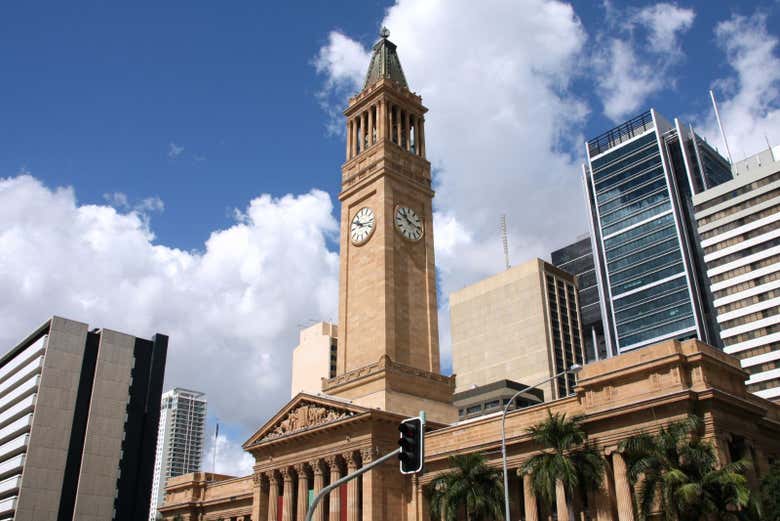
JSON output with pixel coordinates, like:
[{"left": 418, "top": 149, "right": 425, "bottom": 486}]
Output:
[
  {"left": 290, "top": 323, "right": 337, "bottom": 398},
  {"left": 693, "top": 145, "right": 780, "bottom": 401},
  {"left": 0, "top": 316, "right": 167, "bottom": 521},
  {"left": 149, "top": 388, "right": 207, "bottom": 521},
  {"left": 450, "top": 258, "right": 585, "bottom": 401},
  {"left": 452, "top": 380, "right": 543, "bottom": 421},
  {"left": 583, "top": 109, "right": 732, "bottom": 355}
]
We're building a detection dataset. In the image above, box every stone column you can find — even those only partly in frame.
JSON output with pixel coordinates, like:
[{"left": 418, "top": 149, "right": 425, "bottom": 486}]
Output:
[
  {"left": 396, "top": 109, "right": 402, "bottom": 145},
  {"left": 345, "top": 452, "right": 360, "bottom": 521},
  {"left": 362, "top": 111, "right": 369, "bottom": 151},
  {"left": 350, "top": 118, "right": 356, "bottom": 158},
  {"left": 556, "top": 479, "right": 570, "bottom": 521},
  {"left": 378, "top": 100, "right": 385, "bottom": 140},
  {"left": 368, "top": 105, "right": 375, "bottom": 146},
  {"left": 253, "top": 472, "right": 269, "bottom": 521},
  {"left": 409, "top": 112, "right": 415, "bottom": 151},
  {"left": 418, "top": 117, "right": 425, "bottom": 157},
  {"left": 612, "top": 452, "right": 635, "bottom": 521},
  {"left": 346, "top": 120, "right": 351, "bottom": 160},
  {"left": 712, "top": 434, "right": 731, "bottom": 467},
  {"left": 523, "top": 472, "right": 538, "bottom": 521},
  {"left": 296, "top": 463, "right": 309, "bottom": 521},
  {"left": 312, "top": 460, "right": 326, "bottom": 521},
  {"left": 360, "top": 447, "right": 383, "bottom": 521},
  {"left": 593, "top": 459, "right": 615, "bottom": 521},
  {"left": 268, "top": 472, "right": 280, "bottom": 521},
  {"left": 325, "top": 456, "right": 342, "bottom": 521},
  {"left": 282, "top": 467, "right": 295, "bottom": 521}
]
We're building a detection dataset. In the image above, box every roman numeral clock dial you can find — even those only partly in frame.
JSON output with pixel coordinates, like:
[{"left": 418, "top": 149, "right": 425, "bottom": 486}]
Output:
[
  {"left": 350, "top": 207, "right": 376, "bottom": 245},
  {"left": 394, "top": 205, "right": 424, "bottom": 242}
]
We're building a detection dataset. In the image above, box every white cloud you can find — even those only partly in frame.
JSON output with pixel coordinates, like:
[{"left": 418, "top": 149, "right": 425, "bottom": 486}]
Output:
[
  {"left": 316, "top": 0, "right": 590, "bottom": 367},
  {"left": 593, "top": 3, "right": 695, "bottom": 122},
  {"left": 635, "top": 3, "right": 694, "bottom": 56},
  {"left": 168, "top": 142, "right": 184, "bottom": 159},
  {"left": 0, "top": 174, "right": 338, "bottom": 440},
  {"left": 701, "top": 12, "right": 780, "bottom": 160},
  {"left": 103, "top": 191, "right": 130, "bottom": 208},
  {"left": 594, "top": 39, "right": 665, "bottom": 122},
  {"left": 203, "top": 433, "right": 255, "bottom": 477},
  {"left": 313, "top": 32, "right": 371, "bottom": 134}
]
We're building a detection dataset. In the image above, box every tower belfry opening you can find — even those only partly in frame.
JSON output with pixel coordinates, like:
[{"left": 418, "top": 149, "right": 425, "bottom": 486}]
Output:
[{"left": 345, "top": 28, "right": 426, "bottom": 162}]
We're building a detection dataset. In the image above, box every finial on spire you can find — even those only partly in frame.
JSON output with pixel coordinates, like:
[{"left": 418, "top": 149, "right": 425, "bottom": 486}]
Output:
[{"left": 362, "top": 26, "right": 409, "bottom": 90}]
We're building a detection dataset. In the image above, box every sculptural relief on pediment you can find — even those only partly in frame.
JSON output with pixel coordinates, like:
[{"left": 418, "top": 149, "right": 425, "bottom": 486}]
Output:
[{"left": 261, "top": 402, "right": 356, "bottom": 441}]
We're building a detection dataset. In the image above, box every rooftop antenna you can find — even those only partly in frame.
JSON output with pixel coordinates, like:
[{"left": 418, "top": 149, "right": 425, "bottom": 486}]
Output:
[
  {"left": 500, "top": 214, "right": 510, "bottom": 270},
  {"left": 709, "top": 90, "right": 734, "bottom": 164},
  {"left": 212, "top": 420, "right": 219, "bottom": 476}
]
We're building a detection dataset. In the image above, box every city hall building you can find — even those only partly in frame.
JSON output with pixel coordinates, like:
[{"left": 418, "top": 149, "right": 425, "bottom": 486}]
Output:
[{"left": 159, "top": 30, "right": 780, "bottom": 521}]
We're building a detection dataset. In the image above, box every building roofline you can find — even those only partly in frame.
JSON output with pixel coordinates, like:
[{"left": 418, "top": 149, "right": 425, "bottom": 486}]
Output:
[{"left": 0, "top": 317, "right": 55, "bottom": 368}]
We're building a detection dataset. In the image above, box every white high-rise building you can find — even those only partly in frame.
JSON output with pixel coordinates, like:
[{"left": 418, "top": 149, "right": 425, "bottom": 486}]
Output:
[
  {"left": 149, "top": 388, "right": 207, "bottom": 521},
  {"left": 694, "top": 145, "right": 780, "bottom": 402}
]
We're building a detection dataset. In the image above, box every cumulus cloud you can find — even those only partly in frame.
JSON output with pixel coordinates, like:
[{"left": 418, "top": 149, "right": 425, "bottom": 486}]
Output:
[
  {"left": 315, "top": 0, "right": 590, "bottom": 366},
  {"left": 203, "top": 433, "right": 255, "bottom": 477},
  {"left": 634, "top": 3, "right": 694, "bottom": 56},
  {"left": 594, "top": 2, "right": 695, "bottom": 122},
  {"left": 701, "top": 12, "right": 780, "bottom": 159},
  {"left": 0, "top": 174, "right": 338, "bottom": 438},
  {"left": 313, "top": 32, "right": 371, "bottom": 134}
]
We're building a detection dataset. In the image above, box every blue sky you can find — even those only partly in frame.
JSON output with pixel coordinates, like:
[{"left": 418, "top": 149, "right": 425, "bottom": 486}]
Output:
[
  {"left": 3, "top": 1, "right": 777, "bottom": 250},
  {"left": 1, "top": 1, "right": 779, "bottom": 474}
]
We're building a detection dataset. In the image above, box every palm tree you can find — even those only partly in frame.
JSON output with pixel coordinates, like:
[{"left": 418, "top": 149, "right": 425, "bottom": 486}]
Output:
[
  {"left": 426, "top": 453, "right": 505, "bottom": 521},
  {"left": 620, "top": 415, "right": 757, "bottom": 521},
  {"left": 761, "top": 462, "right": 780, "bottom": 520},
  {"left": 521, "top": 411, "right": 605, "bottom": 520}
]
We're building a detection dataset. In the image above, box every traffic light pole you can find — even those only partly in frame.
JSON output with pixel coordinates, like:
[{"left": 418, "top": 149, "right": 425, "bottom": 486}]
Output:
[{"left": 304, "top": 447, "right": 401, "bottom": 521}]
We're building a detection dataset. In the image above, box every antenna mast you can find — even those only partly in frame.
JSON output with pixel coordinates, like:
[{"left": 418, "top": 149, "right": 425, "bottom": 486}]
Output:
[
  {"left": 709, "top": 90, "right": 734, "bottom": 164},
  {"left": 500, "top": 214, "right": 510, "bottom": 270}
]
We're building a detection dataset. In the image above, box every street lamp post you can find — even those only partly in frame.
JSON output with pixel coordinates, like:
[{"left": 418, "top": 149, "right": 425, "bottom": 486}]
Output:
[{"left": 501, "top": 364, "right": 582, "bottom": 521}]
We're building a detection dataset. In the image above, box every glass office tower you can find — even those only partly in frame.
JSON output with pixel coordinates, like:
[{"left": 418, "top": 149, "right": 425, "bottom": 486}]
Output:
[
  {"left": 583, "top": 109, "right": 732, "bottom": 355},
  {"left": 552, "top": 236, "right": 607, "bottom": 362}
]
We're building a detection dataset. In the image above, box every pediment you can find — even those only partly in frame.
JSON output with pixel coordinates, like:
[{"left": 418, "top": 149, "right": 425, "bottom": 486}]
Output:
[{"left": 243, "top": 393, "right": 370, "bottom": 449}]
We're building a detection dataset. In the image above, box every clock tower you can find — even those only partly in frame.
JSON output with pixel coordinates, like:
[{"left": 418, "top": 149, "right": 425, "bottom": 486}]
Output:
[{"left": 322, "top": 28, "right": 456, "bottom": 423}]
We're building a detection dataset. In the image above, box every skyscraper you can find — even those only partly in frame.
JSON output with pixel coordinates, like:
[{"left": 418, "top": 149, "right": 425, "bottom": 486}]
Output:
[
  {"left": 693, "top": 145, "right": 780, "bottom": 401},
  {"left": 149, "top": 388, "right": 207, "bottom": 521},
  {"left": 0, "top": 316, "right": 167, "bottom": 521},
  {"left": 583, "top": 109, "right": 732, "bottom": 355},
  {"left": 551, "top": 235, "right": 607, "bottom": 362}
]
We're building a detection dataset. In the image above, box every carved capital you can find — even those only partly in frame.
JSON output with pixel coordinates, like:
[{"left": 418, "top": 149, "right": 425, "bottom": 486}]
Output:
[
  {"left": 312, "top": 459, "right": 326, "bottom": 476},
  {"left": 360, "top": 446, "right": 378, "bottom": 463},
  {"left": 294, "top": 463, "right": 310, "bottom": 477},
  {"left": 252, "top": 472, "right": 267, "bottom": 485},
  {"left": 344, "top": 450, "right": 360, "bottom": 469},
  {"left": 268, "top": 469, "right": 280, "bottom": 484},
  {"left": 280, "top": 466, "right": 295, "bottom": 482},
  {"left": 324, "top": 454, "right": 342, "bottom": 473}
]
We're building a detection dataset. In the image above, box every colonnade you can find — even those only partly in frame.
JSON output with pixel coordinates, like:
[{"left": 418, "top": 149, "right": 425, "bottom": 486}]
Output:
[
  {"left": 494, "top": 449, "right": 637, "bottom": 521},
  {"left": 252, "top": 448, "right": 379, "bottom": 521},
  {"left": 346, "top": 99, "right": 425, "bottom": 160}
]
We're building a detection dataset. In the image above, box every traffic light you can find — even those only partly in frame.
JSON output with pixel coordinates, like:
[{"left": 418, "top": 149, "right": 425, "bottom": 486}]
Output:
[{"left": 398, "top": 415, "right": 425, "bottom": 474}]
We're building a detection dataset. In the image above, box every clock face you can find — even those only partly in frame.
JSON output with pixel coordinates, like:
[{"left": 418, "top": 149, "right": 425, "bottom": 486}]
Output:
[
  {"left": 350, "top": 207, "right": 376, "bottom": 245},
  {"left": 394, "top": 206, "right": 424, "bottom": 242}
]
